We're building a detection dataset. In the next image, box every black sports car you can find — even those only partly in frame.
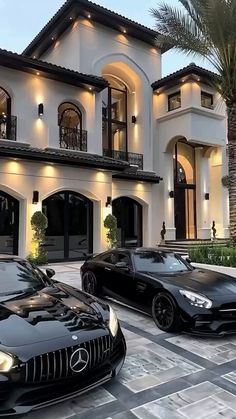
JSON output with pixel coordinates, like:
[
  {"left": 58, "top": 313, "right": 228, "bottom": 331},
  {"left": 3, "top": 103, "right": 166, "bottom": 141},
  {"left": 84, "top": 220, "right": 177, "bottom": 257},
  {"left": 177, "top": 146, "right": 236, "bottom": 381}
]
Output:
[
  {"left": 0, "top": 256, "right": 126, "bottom": 416},
  {"left": 81, "top": 248, "right": 236, "bottom": 336}
]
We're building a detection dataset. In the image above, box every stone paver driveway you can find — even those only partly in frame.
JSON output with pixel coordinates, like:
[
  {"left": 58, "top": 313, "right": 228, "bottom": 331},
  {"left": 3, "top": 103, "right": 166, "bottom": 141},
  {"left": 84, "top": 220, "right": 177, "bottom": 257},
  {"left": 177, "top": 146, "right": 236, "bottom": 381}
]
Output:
[{"left": 23, "top": 262, "right": 236, "bottom": 419}]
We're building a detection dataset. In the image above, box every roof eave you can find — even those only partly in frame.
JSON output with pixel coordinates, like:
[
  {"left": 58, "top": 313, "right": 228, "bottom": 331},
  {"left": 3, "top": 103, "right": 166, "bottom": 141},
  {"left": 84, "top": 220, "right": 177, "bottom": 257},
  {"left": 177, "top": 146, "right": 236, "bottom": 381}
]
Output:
[{"left": 22, "top": 0, "right": 167, "bottom": 57}]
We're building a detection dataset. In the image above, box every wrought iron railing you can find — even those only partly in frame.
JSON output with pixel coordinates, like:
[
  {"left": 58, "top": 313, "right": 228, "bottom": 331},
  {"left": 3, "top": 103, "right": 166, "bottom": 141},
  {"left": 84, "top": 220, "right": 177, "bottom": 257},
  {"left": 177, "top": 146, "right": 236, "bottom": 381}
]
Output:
[
  {"left": 0, "top": 115, "right": 17, "bottom": 141},
  {"left": 103, "top": 148, "right": 143, "bottom": 169},
  {"left": 59, "top": 126, "right": 87, "bottom": 151}
]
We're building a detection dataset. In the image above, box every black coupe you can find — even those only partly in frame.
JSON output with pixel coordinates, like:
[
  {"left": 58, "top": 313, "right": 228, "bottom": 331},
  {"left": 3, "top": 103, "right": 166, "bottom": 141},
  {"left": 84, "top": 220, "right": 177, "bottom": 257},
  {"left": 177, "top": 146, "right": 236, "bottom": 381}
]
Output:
[
  {"left": 81, "top": 248, "right": 236, "bottom": 336},
  {"left": 0, "top": 256, "right": 126, "bottom": 416}
]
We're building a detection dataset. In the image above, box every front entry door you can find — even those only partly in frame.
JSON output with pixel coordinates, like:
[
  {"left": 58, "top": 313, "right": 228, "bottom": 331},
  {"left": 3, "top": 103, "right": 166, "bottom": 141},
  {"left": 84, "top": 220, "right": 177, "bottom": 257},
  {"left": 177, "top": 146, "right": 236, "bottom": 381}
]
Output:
[
  {"left": 0, "top": 191, "right": 19, "bottom": 255},
  {"left": 174, "top": 186, "right": 196, "bottom": 239},
  {"left": 43, "top": 191, "right": 93, "bottom": 262}
]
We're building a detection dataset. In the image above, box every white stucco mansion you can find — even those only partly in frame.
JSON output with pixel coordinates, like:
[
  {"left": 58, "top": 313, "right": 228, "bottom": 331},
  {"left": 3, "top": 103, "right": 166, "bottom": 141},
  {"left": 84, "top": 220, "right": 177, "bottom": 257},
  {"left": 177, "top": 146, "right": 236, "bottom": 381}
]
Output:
[{"left": 0, "top": 0, "right": 229, "bottom": 261}]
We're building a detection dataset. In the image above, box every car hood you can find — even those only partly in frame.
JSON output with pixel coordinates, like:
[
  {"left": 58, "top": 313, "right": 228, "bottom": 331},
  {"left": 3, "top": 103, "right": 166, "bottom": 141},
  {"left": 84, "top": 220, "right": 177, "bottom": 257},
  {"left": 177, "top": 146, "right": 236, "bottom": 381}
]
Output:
[
  {"left": 145, "top": 268, "right": 236, "bottom": 296},
  {"left": 0, "top": 283, "right": 108, "bottom": 347}
]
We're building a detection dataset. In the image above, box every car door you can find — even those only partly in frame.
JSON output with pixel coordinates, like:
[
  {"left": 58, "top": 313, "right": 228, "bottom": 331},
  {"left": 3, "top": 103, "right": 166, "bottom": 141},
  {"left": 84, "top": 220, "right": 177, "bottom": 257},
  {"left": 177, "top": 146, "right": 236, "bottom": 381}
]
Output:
[
  {"left": 110, "top": 252, "right": 135, "bottom": 302},
  {"left": 98, "top": 252, "right": 117, "bottom": 294}
]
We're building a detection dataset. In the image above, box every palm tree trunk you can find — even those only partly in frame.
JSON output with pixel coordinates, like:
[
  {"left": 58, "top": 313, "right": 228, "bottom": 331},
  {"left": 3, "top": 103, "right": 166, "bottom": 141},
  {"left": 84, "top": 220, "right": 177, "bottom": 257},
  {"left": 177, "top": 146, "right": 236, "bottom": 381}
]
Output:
[{"left": 227, "top": 103, "right": 236, "bottom": 244}]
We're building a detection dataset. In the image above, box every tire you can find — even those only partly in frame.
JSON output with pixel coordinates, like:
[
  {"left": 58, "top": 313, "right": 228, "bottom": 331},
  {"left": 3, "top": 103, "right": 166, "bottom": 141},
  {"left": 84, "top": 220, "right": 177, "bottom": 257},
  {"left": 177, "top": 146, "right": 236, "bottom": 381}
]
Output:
[
  {"left": 82, "top": 271, "right": 101, "bottom": 296},
  {"left": 152, "top": 292, "right": 181, "bottom": 333}
]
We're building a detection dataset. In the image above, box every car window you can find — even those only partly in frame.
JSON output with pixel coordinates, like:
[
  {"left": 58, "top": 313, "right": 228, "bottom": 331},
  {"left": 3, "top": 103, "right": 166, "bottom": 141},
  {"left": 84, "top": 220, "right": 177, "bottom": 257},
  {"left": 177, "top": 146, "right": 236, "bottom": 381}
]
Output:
[
  {"left": 117, "top": 253, "right": 132, "bottom": 267},
  {"left": 0, "top": 260, "right": 47, "bottom": 297},
  {"left": 100, "top": 253, "right": 117, "bottom": 265},
  {"left": 134, "top": 251, "right": 189, "bottom": 273}
]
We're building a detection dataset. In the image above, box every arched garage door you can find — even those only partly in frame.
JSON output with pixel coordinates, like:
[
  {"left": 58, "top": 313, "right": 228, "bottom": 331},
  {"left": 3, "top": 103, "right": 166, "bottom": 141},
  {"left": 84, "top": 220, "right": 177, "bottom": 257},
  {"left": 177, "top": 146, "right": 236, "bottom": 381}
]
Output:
[
  {"left": 0, "top": 191, "right": 19, "bottom": 255},
  {"left": 112, "top": 197, "right": 143, "bottom": 248},
  {"left": 43, "top": 191, "right": 93, "bottom": 261}
]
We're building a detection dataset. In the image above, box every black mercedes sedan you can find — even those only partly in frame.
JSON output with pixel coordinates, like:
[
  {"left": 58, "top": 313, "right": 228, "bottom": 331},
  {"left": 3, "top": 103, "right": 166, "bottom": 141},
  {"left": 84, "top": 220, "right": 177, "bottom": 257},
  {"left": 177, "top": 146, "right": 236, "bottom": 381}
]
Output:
[
  {"left": 81, "top": 248, "right": 236, "bottom": 336},
  {"left": 0, "top": 256, "right": 126, "bottom": 416}
]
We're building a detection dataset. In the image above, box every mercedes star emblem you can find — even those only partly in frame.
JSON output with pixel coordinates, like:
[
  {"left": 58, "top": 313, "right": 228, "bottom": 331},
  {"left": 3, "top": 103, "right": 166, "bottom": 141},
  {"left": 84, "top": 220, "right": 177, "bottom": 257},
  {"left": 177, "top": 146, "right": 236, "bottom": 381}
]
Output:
[
  {"left": 72, "top": 335, "right": 78, "bottom": 341},
  {"left": 70, "top": 348, "right": 89, "bottom": 373}
]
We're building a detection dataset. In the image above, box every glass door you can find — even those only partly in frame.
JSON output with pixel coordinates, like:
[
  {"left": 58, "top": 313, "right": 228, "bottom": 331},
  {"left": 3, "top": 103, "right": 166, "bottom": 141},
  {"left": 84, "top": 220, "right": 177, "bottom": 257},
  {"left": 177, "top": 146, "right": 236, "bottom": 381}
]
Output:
[{"left": 0, "top": 191, "right": 19, "bottom": 255}]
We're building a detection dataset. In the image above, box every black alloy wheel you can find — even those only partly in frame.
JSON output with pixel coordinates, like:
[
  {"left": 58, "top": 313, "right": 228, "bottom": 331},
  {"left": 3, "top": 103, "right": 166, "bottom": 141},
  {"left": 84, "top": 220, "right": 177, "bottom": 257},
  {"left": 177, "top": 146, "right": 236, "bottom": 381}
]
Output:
[
  {"left": 152, "top": 292, "right": 180, "bottom": 332},
  {"left": 82, "top": 271, "right": 99, "bottom": 296}
]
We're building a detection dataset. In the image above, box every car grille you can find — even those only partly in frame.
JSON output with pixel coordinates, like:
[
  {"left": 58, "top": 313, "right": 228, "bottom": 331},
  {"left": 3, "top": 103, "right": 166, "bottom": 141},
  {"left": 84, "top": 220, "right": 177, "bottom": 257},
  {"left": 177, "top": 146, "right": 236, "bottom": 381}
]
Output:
[{"left": 24, "top": 335, "right": 111, "bottom": 384}]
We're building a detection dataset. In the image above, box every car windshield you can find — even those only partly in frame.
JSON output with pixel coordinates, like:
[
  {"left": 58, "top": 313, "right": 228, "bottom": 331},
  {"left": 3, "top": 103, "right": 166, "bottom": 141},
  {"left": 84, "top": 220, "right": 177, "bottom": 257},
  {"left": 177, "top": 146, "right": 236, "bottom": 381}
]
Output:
[
  {"left": 0, "top": 260, "right": 47, "bottom": 296},
  {"left": 134, "top": 251, "right": 189, "bottom": 273}
]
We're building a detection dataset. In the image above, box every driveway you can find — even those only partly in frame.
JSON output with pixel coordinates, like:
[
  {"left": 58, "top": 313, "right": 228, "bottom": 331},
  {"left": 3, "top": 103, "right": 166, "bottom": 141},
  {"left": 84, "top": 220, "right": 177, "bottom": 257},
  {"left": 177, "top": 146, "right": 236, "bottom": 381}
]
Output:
[{"left": 24, "top": 262, "right": 236, "bottom": 419}]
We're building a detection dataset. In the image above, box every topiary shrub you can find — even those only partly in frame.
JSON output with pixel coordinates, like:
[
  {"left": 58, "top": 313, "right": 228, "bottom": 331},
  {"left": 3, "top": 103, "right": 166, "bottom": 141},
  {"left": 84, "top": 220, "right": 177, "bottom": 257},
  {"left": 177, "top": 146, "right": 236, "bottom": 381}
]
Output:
[
  {"left": 104, "top": 214, "right": 118, "bottom": 249},
  {"left": 28, "top": 211, "right": 48, "bottom": 265}
]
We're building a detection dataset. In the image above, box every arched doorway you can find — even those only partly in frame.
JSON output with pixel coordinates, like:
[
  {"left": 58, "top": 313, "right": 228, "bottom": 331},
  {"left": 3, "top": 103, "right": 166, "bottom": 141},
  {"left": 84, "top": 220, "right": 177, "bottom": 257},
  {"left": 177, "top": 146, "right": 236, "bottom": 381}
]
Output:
[
  {"left": 42, "top": 191, "right": 93, "bottom": 261},
  {"left": 0, "top": 191, "right": 19, "bottom": 255},
  {"left": 173, "top": 141, "right": 197, "bottom": 239},
  {"left": 102, "top": 76, "right": 128, "bottom": 159},
  {"left": 112, "top": 197, "right": 143, "bottom": 248},
  {"left": 0, "top": 86, "right": 13, "bottom": 140},
  {"left": 58, "top": 102, "right": 86, "bottom": 151}
]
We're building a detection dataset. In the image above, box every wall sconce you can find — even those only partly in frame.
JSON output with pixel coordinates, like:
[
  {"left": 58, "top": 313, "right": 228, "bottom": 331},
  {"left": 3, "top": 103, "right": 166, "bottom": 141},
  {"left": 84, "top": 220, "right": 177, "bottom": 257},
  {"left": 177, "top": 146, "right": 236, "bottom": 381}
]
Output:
[
  {"left": 105, "top": 196, "right": 112, "bottom": 208},
  {"left": 38, "top": 103, "right": 44, "bottom": 117},
  {"left": 205, "top": 193, "right": 210, "bottom": 200},
  {"left": 32, "top": 191, "right": 39, "bottom": 204},
  {"left": 169, "top": 191, "right": 175, "bottom": 198},
  {"left": 131, "top": 115, "right": 137, "bottom": 124}
]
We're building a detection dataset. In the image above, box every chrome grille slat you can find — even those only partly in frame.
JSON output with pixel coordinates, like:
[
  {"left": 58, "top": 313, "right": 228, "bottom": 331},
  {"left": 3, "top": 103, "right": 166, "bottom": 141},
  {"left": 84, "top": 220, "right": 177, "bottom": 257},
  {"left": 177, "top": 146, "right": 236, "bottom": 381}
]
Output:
[{"left": 24, "top": 335, "right": 111, "bottom": 383}]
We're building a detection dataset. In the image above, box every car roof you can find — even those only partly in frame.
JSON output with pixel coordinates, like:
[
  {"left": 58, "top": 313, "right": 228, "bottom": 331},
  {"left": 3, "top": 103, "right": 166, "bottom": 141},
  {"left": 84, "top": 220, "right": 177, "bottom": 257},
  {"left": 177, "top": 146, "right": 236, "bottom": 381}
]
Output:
[{"left": 104, "top": 247, "right": 174, "bottom": 254}]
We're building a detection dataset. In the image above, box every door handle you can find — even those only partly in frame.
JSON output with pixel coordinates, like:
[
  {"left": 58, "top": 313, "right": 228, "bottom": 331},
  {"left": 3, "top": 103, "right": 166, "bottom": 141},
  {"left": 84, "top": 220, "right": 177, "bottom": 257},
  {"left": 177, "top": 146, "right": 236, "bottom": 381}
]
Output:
[{"left": 105, "top": 267, "right": 111, "bottom": 271}]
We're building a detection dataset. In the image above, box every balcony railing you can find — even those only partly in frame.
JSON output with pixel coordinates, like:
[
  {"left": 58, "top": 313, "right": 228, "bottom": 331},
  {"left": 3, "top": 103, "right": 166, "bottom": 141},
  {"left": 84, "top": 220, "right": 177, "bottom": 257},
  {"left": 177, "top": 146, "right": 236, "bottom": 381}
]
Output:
[
  {"left": 0, "top": 115, "right": 17, "bottom": 141},
  {"left": 59, "top": 126, "right": 87, "bottom": 151},
  {"left": 103, "top": 149, "right": 143, "bottom": 170}
]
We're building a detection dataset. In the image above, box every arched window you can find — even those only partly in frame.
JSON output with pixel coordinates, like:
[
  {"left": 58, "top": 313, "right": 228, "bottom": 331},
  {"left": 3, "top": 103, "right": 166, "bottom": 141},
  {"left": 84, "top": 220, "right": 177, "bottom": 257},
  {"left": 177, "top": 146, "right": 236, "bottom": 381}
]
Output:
[
  {"left": 102, "top": 76, "right": 128, "bottom": 159},
  {"left": 58, "top": 102, "right": 87, "bottom": 151},
  {"left": 0, "top": 87, "right": 15, "bottom": 140}
]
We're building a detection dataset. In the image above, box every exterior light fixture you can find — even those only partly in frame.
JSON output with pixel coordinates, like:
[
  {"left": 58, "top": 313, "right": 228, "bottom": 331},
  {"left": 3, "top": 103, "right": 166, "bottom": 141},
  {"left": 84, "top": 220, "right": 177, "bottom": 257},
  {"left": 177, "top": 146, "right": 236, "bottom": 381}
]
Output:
[
  {"left": 88, "top": 13, "right": 91, "bottom": 18},
  {"left": 105, "top": 196, "right": 112, "bottom": 208},
  {"left": 89, "top": 87, "right": 92, "bottom": 91},
  {"left": 169, "top": 191, "right": 175, "bottom": 198},
  {"left": 36, "top": 72, "right": 40, "bottom": 76},
  {"left": 32, "top": 191, "right": 39, "bottom": 205},
  {"left": 132, "top": 115, "right": 137, "bottom": 124},
  {"left": 123, "top": 29, "right": 127, "bottom": 33},
  {"left": 51, "top": 37, "right": 55, "bottom": 41},
  {"left": 38, "top": 103, "right": 44, "bottom": 117},
  {"left": 205, "top": 193, "right": 210, "bottom": 200},
  {"left": 69, "top": 16, "right": 73, "bottom": 20}
]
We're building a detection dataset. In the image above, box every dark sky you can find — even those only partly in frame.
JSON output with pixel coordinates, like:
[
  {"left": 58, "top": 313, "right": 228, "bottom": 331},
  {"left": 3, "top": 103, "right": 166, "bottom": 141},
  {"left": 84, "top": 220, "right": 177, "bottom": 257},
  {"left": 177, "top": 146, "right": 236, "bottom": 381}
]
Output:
[{"left": 0, "top": 0, "right": 211, "bottom": 76}]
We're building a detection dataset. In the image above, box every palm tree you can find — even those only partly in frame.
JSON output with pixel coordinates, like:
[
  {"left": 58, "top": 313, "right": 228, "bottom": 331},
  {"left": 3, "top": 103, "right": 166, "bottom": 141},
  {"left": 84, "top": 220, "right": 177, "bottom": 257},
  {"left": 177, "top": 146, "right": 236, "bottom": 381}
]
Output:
[{"left": 151, "top": 0, "right": 236, "bottom": 242}]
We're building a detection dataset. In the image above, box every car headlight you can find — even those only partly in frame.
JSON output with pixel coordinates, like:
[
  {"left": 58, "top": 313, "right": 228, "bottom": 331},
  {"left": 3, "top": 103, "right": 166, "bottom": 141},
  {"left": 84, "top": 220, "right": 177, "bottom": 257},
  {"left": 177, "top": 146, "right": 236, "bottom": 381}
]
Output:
[
  {"left": 0, "top": 351, "right": 14, "bottom": 372},
  {"left": 108, "top": 306, "right": 118, "bottom": 337},
  {"left": 179, "top": 290, "right": 212, "bottom": 309}
]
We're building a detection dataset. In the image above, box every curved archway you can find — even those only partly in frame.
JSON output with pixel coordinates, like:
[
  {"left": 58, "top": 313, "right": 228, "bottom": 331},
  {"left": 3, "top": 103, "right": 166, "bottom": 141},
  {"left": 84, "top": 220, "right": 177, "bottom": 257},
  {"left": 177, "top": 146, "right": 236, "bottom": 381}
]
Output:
[
  {"left": 0, "top": 86, "right": 12, "bottom": 140},
  {"left": 112, "top": 197, "right": 143, "bottom": 248},
  {"left": 58, "top": 102, "right": 86, "bottom": 151},
  {"left": 42, "top": 191, "right": 93, "bottom": 261},
  {"left": 0, "top": 190, "right": 19, "bottom": 255},
  {"left": 173, "top": 141, "right": 197, "bottom": 239}
]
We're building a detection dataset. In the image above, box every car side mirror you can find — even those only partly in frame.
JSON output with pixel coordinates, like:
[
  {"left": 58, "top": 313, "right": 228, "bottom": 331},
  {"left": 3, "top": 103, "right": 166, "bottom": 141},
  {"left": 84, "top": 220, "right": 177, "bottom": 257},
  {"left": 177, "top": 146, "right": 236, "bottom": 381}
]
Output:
[
  {"left": 185, "top": 257, "right": 192, "bottom": 264},
  {"left": 46, "top": 268, "right": 55, "bottom": 278},
  {"left": 115, "top": 262, "right": 130, "bottom": 271}
]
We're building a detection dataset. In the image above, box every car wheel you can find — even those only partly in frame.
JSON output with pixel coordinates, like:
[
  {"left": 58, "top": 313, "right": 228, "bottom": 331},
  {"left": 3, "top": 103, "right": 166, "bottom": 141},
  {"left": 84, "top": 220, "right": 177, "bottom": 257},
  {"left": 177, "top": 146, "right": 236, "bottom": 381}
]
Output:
[
  {"left": 152, "top": 292, "right": 180, "bottom": 333},
  {"left": 82, "top": 271, "right": 101, "bottom": 296}
]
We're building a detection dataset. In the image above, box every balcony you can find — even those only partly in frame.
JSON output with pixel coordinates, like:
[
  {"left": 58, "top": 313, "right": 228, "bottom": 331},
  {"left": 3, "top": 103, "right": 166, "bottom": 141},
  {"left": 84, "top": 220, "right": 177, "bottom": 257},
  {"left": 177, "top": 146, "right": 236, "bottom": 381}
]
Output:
[
  {"left": 59, "top": 126, "right": 87, "bottom": 151},
  {"left": 0, "top": 115, "right": 17, "bottom": 141},
  {"left": 103, "top": 149, "right": 143, "bottom": 170}
]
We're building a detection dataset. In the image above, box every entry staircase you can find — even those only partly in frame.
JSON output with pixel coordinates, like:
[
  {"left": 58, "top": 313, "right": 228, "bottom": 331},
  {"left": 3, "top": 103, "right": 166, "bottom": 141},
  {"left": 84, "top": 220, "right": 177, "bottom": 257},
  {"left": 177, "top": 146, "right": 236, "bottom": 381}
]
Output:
[{"left": 158, "top": 239, "right": 230, "bottom": 256}]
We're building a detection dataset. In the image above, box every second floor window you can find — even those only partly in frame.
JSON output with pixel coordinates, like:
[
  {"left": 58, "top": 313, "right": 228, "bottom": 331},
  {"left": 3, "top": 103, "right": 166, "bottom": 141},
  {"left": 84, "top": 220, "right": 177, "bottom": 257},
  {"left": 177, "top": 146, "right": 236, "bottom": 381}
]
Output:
[
  {"left": 201, "top": 91, "right": 214, "bottom": 109},
  {"left": 102, "top": 77, "right": 127, "bottom": 157},
  {"left": 168, "top": 91, "right": 181, "bottom": 111},
  {"left": 58, "top": 102, "right": 87, "bottom": 151}
]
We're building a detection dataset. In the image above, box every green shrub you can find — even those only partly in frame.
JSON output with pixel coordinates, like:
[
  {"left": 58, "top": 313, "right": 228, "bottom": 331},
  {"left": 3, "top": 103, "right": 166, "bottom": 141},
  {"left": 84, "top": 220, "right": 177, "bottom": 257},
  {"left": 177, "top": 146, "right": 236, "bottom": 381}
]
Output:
[
  {"left": 189, "top": 245, "right": 236, "bottom": 267},
  {"left": 104, "top": 214, "right": 118, "bottom": 249},
  {"left": 28, "top": 211, "right": 48, "bottom": 265}
]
